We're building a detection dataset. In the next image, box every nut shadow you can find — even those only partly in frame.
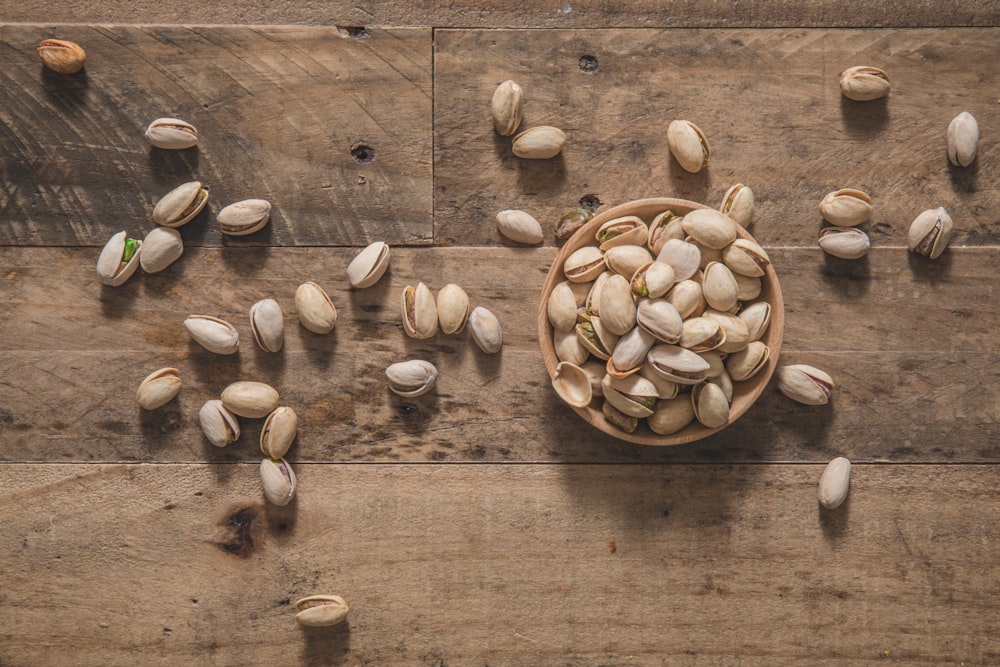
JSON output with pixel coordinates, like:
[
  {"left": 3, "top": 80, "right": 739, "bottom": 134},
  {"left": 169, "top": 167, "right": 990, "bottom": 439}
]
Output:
[
  {"left": 820, "top": 253, "right": 872, "bottom": 300},
  {"left": 947, "top": 159, "right": 978, "bottom": 195},
  {"left": 138, "top": 403, "right": 183, "bottom": 455},
  {"left": 41, "top": 66, "right": 89, "bottom": 111},
  {"left": 148, "top": 147, "right": 201, "bottom": 186},
  {"left": 300, "top": 622, "right": 351, "bottom": 666},
  {"left": 295, "top": 327, "right": 339, "bottom": 371},
  {"left": 219, "top": 245, "right": 272, "bottom": 276},
  {"left": 667, "top": 159, "right": 711, "bottom": 204},
  {"left": 819, "top": 496, "right": 850, "bottom": 541},
  {"left": 99, "top": 283, "right": 141, "bottom": 320},
  {"left": 839, "top": 96, "right": 889, "bottom": 137},
  {"left": 906, "top": 250, "right": 953, "bottom": 285}
]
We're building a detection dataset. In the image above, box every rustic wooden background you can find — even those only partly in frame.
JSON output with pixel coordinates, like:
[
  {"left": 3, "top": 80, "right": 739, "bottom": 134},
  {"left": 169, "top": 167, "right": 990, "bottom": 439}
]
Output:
[{"left": 1, "top": 4, "right": 999, "bottom": 665}]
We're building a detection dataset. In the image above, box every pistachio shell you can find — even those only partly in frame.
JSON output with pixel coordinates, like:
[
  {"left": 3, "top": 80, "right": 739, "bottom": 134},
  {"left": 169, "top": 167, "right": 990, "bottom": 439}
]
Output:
[
  {"left": 818, "top": 189, "right": 872, "bottom": 227},
  {"left": 564, "top": 246, "right": 605, "bottom": 283},
  {"left": 249, "top": 298, "right": 284, "bottom": 353},
  {"left": 144, "top": 117, "right": 198, "bottom": 149},
  {"left": 217, "top": 199, "right": 271, "bottom": 236},
  {"left": 666, "top": 279, "right": 704, "bottom": 319},
  {"left": 656, "top": 239, "right": 701, "bottom": 281},
  {"left": 96, "top": 231, "right": 142, "bottom": 287},
  {"left": 907, "top": 207, "right": 953, "bottom": 260},
  {"left": 136, "top": 368, "right": 181, "bottom": 410},
  {"left": 819, "top": 457, "right": 851, "bottom": 510},
  {"left": 436, "top": 284, "right": 471, "bottom": 334},
  {"left": 720, "top": 184, "right": 754, "bottom": 228},
  {"left": 184, "top": 315, "right": 239, "bottom": 355},
  {"left": 608, "top": 326, "right": 655, "bottom": 378},
  {"left": 551, "top": 361, "right": 593, "bottom": 408},
  {"left": 702, "top": 262, "right": 739, "bottom": 313},
  {"left": 738, "top": 301, "right": 771, "bottom": 342},
  {"left": 638, "top": 362, "right": 680, "bottom": 399},
  {"left": 221, "top": 381, "right": 280, "bottom": 419},
  {"left": 555, "top": 208, "right": 594, "bottom": 243},
  {"left": 691, "top": 382, "right": 730, "bottom": 428},
  {"left": 37, "top": 39, "right": 86, "bottom": 74},
  {"left": 581, "top": 360, "right": 607, "bottom": 397},
  {"left": 648, "top": 396, "right": 695, "bottom": 434},
  {"left": 679, "top": 316, "right": 725, "bottom": 353},
  {"left": 401, "top": 282, "right": 439, "bottom": 339},
  {"left": 708, "top": 369, "right": 734, "bottom": 403},
  {"left": 734, "top": 272, "right": 762, "bottom": 301},
  {"left": 260, "top": 406, "right": 297, "bottom": 459},
  {"left": 598, "top": 274, "right": 637, "bottom": 336},
  {"left": 722, "top": 239, "right": 771, "bottom": 277},
  {"left": 139, "top": 226, "right": 184, "bottom": 274},
  {"left": 646, "top": 344, "right": 711, "bottom": 385},
  {"left": 947, "top": 111, "right": 979, "bottom": 167},
  {"left": 839, "top": 66, "right": 890, "bottom": 101},
  {"left": 547, "top": 281, "right": 579, "bottom": 333},
  {"left": 636, "top": 298, "right": 683, "bottom": 344},
  {"left": 630, "top": 261, "right": 676, "bottom": 299},
  {"left": 554, "top": 329, "right": 590, "bottom": 365},
  {"left": 647, "top": 210, "right": 685, "bottom": 255},
  {"left": 346, "top": 241, "right": 390, "bottom": 288},
  {"left": 698, "top": 350, "right": 725, "bottom": 378},
  {"left": 777, "top": 364, "right": 836, "bottom": 405},
  {"left": 152, "top": 181, "right": 209, "bottom": 228},
  {"left": 575, "top": 317, "right": 619, "bottom": 361},
  {"left": 260, "top": 457, "right": 296, "bottom": 507},
  {"left": 725, "top": 341, "right": 770, "bottom": 381},
  {"left": 492, "top": 80, "right": 524, "bottom": 136},
  {"left": 295, "top": 282, "right": 337, "bottom": 334},
  {"left": 512, "top": 126, "right": 566, "bottom": 159},
  {"left": 295, "top": 595, "right": 349, "bottom": 627},
  {"left": 681, "top": 209, "right": 738, "bottom": 250},
  {"left": 385, "top": 359, "right": 439, "bottom": 397},
  {"left": 604, "top": 244, "right": 653, "bottom": 279},
  {"left": 585, "top": 272, "right": 610, "bottom": 317},
  {"left": 667, "top": 120, "right": 710, "bottom": 173},
  {"left": 469, "top": 306, "right": 502, "bottom": 354},
  {"left": 704, "top": 310, "right": 750, "bottom": 354},
  {"left": 602, "top": 400, "right": 638, "bottom": 433},
  {"left": 198, "top": 399, "right": 240, "bottom": 447},
  {"left": 596, "top": 216, "right": 648, "bottom": 251},
  {"left": 497, "top": 210, "right": 544, "bottom": 245},
  {"left": 818, "top": 227, "right": 871, "bottom": 259},
  {"left": 602, "top": 373, "right": 658, "bottom": 418}
]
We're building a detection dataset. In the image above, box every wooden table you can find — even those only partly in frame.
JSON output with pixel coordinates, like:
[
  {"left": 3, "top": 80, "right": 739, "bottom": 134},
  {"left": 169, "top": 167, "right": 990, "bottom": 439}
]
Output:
[{"left": 1, "top": 3, "right": 998, "bottom": 664}]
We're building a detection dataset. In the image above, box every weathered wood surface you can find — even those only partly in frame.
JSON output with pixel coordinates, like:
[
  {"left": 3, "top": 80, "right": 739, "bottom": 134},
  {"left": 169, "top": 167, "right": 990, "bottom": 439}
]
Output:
[
  {"left": 2, "top": 0, "right": 1000, "bottom": 28},
  {"left": 435, "top": 28, "right": 999, "bottom": 247},
  {"left": 0, "top": 25, "right": 432, "bottom": 247},
  {"left": 2, "top": 463, "right": 997, "bottom": 666},
  {"left": 2, "top": 246, "right": 997, "bottom": 463}
]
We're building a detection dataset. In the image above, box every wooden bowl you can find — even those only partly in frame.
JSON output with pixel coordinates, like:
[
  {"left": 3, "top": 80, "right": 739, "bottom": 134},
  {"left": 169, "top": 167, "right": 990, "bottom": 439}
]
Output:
[{"left": 537, "top": 198, "right": 785, "bottom": 446}]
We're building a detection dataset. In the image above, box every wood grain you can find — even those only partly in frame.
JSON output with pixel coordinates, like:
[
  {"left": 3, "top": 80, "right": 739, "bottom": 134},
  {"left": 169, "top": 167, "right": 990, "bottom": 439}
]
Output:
[
  {"left": 2, "top": 246, "right": 996, "bottom": 463},
  {"left": 2, "top": 463, "right": 998, "bottom": 665},
  {"left": 434, "top": 28, "right": 1000, "bottom": 247},
  {"left": 0, "top": 25, "right": 432, "bottom": 247}
]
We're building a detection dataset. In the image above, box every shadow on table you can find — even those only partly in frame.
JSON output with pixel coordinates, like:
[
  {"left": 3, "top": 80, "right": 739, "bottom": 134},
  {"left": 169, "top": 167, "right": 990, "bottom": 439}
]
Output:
[{"left": 300, "top": 623, "right": 351, "bottom": 666}]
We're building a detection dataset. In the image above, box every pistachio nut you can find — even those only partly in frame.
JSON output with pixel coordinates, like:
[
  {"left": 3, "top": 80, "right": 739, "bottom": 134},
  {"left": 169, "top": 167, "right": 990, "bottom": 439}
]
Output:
[
  {"left": 648, "top": 396, "right": 695, "bottom": 435},
  {"left": 511, "top": 126, "right": 566, "bottom": 159},
  {"left": 37, "top": 39, "right": 86, "bottom": 74},
  {"left": 152, "top": 181, "right": 209, "bottom": 228},
  {"left": 818, "top": 227, "right": 870, "bottom": 259},
  {"left": 564, "top": 246, "right": 605, "bottom": 283},
  {"left": 691, "top": 382, "right": 730, "bottom": 428},
  {"left": 260, "top": 406, "right": 298, "bottom": 459},
  {"left": 584, "top": 272, "right": 609, "bottom": 317},
  {"left": 604, "top": 244, "right": 653, "bottom": 280},
  {"left": 469, "top": 306, "right": 502, "bottom": 354},
  {"left": 217, "top": 199, "right": 271, "bottom": 236},
  {"left": 704, "top": 310, "right": 750, "bottom": 354},
  {"left": 679, "top": 316, "right": 725, "bottom": 353},
  {"left": 738, "top": 301, "right": 771, "bottom": 342},
  {"left": 631, "top": 261, "right": 676, "bottom": 299},
  {"left": 636, "top": 298, "right": 683, "bottom": 344},
  {"left": 698, "top": 350, "right": 725, "bottom": 379},
  {"left": 725, "top": 341, "right": 770, "bottom": 381},
  {"left": 139, "top": 226, "right": 184, "bottom": 274},
  {"left": 947, "top": 111, "right": 979, "bottom": 167},
  {"left": 602, "top": 373, "right": 658, "bottom": 418},
  {"left": 647, "top": 210, "right": 685, "bottom": 255},
  {"left": 492, "top": 79, "right": 524, "bottom": 136},
  {"left": 295, "top": 595, "right": 349, "bottom": 627},
  {"left": 96, "top": 230, "right": 142, "bottom": 286},
  {"left": 554, "top": 329, "right": 590, "bottom": 365},
  {"left": 294, "top": 282, "right": 337, "bottom": 334},
  {"left": 839, "top": 66, "right": 890, "bottom": 101},
  {"left": 249, "top": 298, "right": 284, "bottom": 353},
  {"left": 719, "top": 184, "right": 754, "bottom": 228},
  {"left": 681, "top": 209, "right": 738, "bottom": 250},
  {"left": 260, "top": 457, "right": 296, "bottom": 507},
  {"left": 385, "top": 359, "right": 439, "bottom": 397},
  {"left": 608, "top": 326, "right": 655, "bottom": 378},
  {"left": 734, "top": 272, "right": 761, "bottom": 301},
  {"left": 598, "top": 274, "right": 637, "bottom": 336},
  {"left": 692, "top": 240, "right": 724, "bottom": 271},
  {"left": 819, "top": 457, "right": 851, "bottom": 510},
  {"left": 346, "top": 241, "right": 390, "bottom": 288},
  {"left": 708, "top": 369, "right": 734, "bottom": 403},
  {"left": 602, "top": 400, "right": 638, "bottom": 433},
  {"left": 401, "top": 282, "right": 439, "bottom": 339},
  {"left": 722, "top": 239, "right": 770, "bottom": 278},
  {"left": 581, "top": 360, "right": 607, "bottom": 397},
  {"left": 596, "top": 216, "right": 648, "bottom": 251},
  {"left": 221, "top": 381, "right": 280, "bottom": 419},
  {"left": 184, "top": 315, "right": 239, "bottom": 355},
  {"left": 551, "top": 361, "right": 593, "bottom": 408},
  {"left": 702, "top": 262, "right": 739, "bottom": 312},
  {"left": 555, "top": 208, "right": 594, "bottom": 243},
  {"left": 656, "top": 239, "right": 701, "bottom": 282},
  {"left": 547, "top": 281, "right": 579, "bottom": 333},
  {"left": 638, "top": 361, "right": 680, "bottom": 399},
  {"left": 497, "top": 209, "right": 544, "bottom": 245},
  {"left": 646, "top": 344, "right": 711, "bottom": 385},
  {"left": 818, "top": 189, "right": 872, "bottom": 227},
  {"left": 436, "top": 284, "right": 471, "bottom": 335},
  {"left": 136, "top": 367, "right": 181, "bottom": 410},
  {"left": 667, "top": 120, "right": 710, "bottom": 173},
  {"left": 777, "top": 364, "right": 835, "bottom": 405},
  {"left": 198, "top": 399, "right": 240, "bottom": 448},
  {"left": 665, "top": 279, "right": 704, "bottom": 319},
  {"left": 907, "top": 207, "right": 953, "bottom": 260},
  {"left": 145, "top": 117, "right": 198, "bottom": 150},
  {"left": 575, "top": 317, "right": 619, "bottom": 360}
]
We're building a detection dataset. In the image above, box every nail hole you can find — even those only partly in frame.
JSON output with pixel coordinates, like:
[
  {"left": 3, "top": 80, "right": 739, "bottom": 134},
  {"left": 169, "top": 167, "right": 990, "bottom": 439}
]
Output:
[
  {"left": 340, "top": 26, "right": 368, "bottom": 39},
  {"left": 351, "top": 144, "right": 374, "bottom": 164},
  {"left": 579, "top": 55, "right": 599, "bottom": 73},
  {"left": 579, "top": 194, "right": 602, "bottom": 211}
]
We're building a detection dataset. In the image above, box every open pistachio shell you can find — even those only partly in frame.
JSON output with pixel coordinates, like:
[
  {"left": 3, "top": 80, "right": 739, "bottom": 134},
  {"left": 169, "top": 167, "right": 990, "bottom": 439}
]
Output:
[
  {"left": 564, "top": 246, "right": 605, "bottom": 283},
  {"left": 385, "top": 359, "right": 438, "bottom": 397},
  {"left": 37, "top": 39, "right": 86, "bottom": 74},
  {"left": 249, "top": 298, "right": 284, "bottom": 353},
  {"left": 492, "top": 80, "right": 524, "bottom": 136},
  {"left": 198, "top": 399, "right": 240, "bottom": 447},
  {"left": 602, "top": 373, "right": 658, "bottom": 418},
  {"left": 596, "top": 216, "right": 648, "bottom": 251},
  {"left": 497, "top": 209, "right": 544, "bottom": 245},
  {"left": 221, "top": 381, "right": 280, "bottom": 419},
  {"left": 647, "top": 211, "right": 684, "bottom": 255},
  {"left": 184, "top": 315, "right": 239, "bottom": 355},
  {"left": 139, "top": 226, "right": 184, "bottom": 274},
  {"left": 152, "top": 181, "right": 209, "bottom": 228},
  {"left": 295, "top": 282, "right": 337, "bottom": 334},
  {"left": 648, "top": 396, "right": 695, "bottom": 434},
  {"left": 436, "top": 284, "right": 471, "bottom": 335},
  {"left": 907, "top": 207, "right": 953, "bottom": 260},
  {"left": 646, "top": 344, "right": 711, "bottom": 385},
  {"left": 839, "top": 66, "right": 890, "bottom": 101},
  {"left": 260, "top": 406, "right": 298, "bottom": 459},
  {"left": 602, "top": 400, "right": 638, "bottom": 433},
  {"left": 720, "top": 184, "right": 754, "bottom": 228},
  {"left": 679, "top": 316, "right": 725, "bottom": 353},
  {"left": 631, "top": 261, "right": 676, "bottom": 300},
  {"left": 777, "top": 364, "right": 835, "bottom": 405},
  {"left": 347, "top": 241, "right": 390, "bottom": 288},
  {"left": 295, "top": 595, "right": 349, "bottom": 627},
  {"left": 636, "top": 298, "right": 683, "bottom": 344},
  {"left": 947, "top": 111, "right": 979, "bottom": 167},
  {"left": 608, "top": 326, "right": 655, "bottom": 378},
  {"left": 217, "top": 199, "right": 271, "bottom": 236},
  {"left": 818, "top": 227, "right": 870, "bottom": 259},
  {"left": 401, "top": 282, "right": 439, "bottom": 339},
  {"left": 818, "top": 189, "right": 872, "bottom": 227},
  {"left": 145, "top": 117, "right": 198, "bottom": 149},
  {"left": 260, "top": 457, "right": 296, "bottom": 507},
  {"left": 725, "top": 341, "right": 770, "bottom": 381},
  {"left": 667, "top": 120, "right": 710, "bottom": 173},
  {"left": 136, "top": 368, "right": 181, "bottom": 410},
  {"left": 469, "top": 306, "right": 502, "bottom": 354},
  {"left": 96, "top": 231, "right": 142, "bottom": 287},
  {"left": 552, "top": 361, "right": 593, "bottom": 408}
]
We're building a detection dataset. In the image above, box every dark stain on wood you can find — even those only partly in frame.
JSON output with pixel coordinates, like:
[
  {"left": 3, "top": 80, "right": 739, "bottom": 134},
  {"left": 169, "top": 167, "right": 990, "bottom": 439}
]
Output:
[{"left": 215, "top": 505, "right": 262, "bottom": 558}]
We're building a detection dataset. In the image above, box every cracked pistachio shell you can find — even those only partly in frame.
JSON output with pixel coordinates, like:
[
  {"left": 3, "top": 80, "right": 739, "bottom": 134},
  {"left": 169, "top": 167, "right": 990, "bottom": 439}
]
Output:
[
  {"left": 722, "top": 239, "right": 771, "bottom": 277},
  {"left": 401, "top": 282, "right": 439, "bottom": 339},
  {"left": 720, "top": 184, "right": 754, "bottom": 228},
  {"left": 631, "top": 261, "right": 676, "bottom": 299},
  {"left": 636, "top": 298, "right": 683, "bottom": 344},
  {"left": 555, "top": 208, "right": 594, "bottom": 243},
  {"left": 699, "top": 350, "right": 725, "bottom": 379},
  {"left": 819, "top": 227, "right": 870, "bottom": 259},
  {"left": 657, "top": 238, "right": 701, "bottom": 282},
  {"left": 604, "top": 244, "right": 653, "bottom": 280},
  {"left": 602, "top": 400, "right": 638, "bottom": 434},
  {"left": 907, "top": 207, "right": 953, "bottom": 260},
  {"left": 492, "top": 80, "right": 524, "bottom": 136},
  {"left": 738, "top": 301, "right": 771, "bottom": 342},
  {"left": 947, "top": 112, "right": 979, "bottom": 167},
  {"left": 347, "top": 241, "right": 390, "bottom": 288},
  {"left": 497, "top": 209, "right": 544, "bottom": 245},
  {"left": 819, "top": 457, "right": 851, "bottom": 510},
  {"left": 596, "top": 216, "right": 648, "bottom": 251},
  {"left": 145, "top": 117, "right": 198, "bottom": 149},
  {"left": 681, "top": 209, "right": 738, "bottom": 250},
  {"left": 734, "top": 272, "right": 761, "bottom": 301},
  {"left": 260, "top": 406, "right": 298, "bottom": 459},
  {"left": 777, "top": 364, "right": 836, "bottom": 406},
  {"left": 295, "top": 595, "right": 349, "bottom": 627},
  {"left": 725, "top": 341, "right": 770, "bottom": 382},
  {"left": 667, "top": 120, "right": 710, "bottom": 173},
  {"left": 37, "top": 39, "right": 86, "bottom": 74},
  {"left": 646, "top": 344, "right": 711, "bottom": 385},
  {"left": 386, "top": 359, "right": 438, "bottom": 397},
  {"left": 554, "top": 329, "right": 589, "bottom": 365},
  {"left": 666, "top": 279, "right": 704, "bottom": 320},
  {"left": 512, "top": 126, "right": 566, "bottom": 159},
  {"left": 552, "top": 361, "right": 593, "bottom": 408},
  {"left": 679, "top": 316, "right": 725, "bottom": 353},
  {"left": 221, "top": 381, "right": 280, "bottom": 419},
  {"left": 139, "top": 226, "right": 184, "bottom": 274},
  {"left": 602, "top": 373, "right": 658, "bottom": 418},
  {"left": 136, "top": 367, "right": 181, "bottom": 410},
  {"left": 564, "top": 246, "right": 605, "bottom": 283},
  {"left": 217, "top": 199, "right": 271, "bottom": 236},
  {"left": 839, "top": 66, "right": 890, "bottom": 101},
  {"left": 436, "top": 284, "right": 471, "bottom": 335},
  {"left": 184, "top": 315, "right": 239, "bottom": 355},
  {"left": 198, "top": 399, "right": 240, "bottom": 448},
  {"left": 260, "top": 457, "right": 296, "bottom": 507},
  {"left": 153, "top": 181, "right": 209, "bottom": 228},
  {"left": 609, "top": 326, "right": 655, "bottom": 378},
  {"left": 704, "top": 310, "right": 750, "bottom": 354},
  {"left": 469, "top": 306, "right": 502, "bottom": 354},
  {"left": 575, "top": 316, "right": 618, "bottom": 361},
  {"left": 819, "top": 189, "right": 872, "bottom": 227},
  {"left": 691, "top": 382, "right": 730, "bottom": 428},
  {"left": 585, "top": 272, "right": 609, "bottom": 317},
  {"left": 547, "top": 281, "right": 579, "bottom": 333},
  {"left": 598, "top": 274, "right": 637, "bottom": 336},
  {"left": 639, "top": 361, "right": 679, "bottom": 399},
  {"left": 702, "top": 262, "right": 739, "bottom": 313},
  {"left": 647, "top": 211, "right": 685, "bottom": 255},
  {"left": 96, "top": 231, "right": 142, "bottom": 286},
  {"left": 295, "top": 282, "right": 337, "bottom": 334},
  {"left": 708, "top": 369, "right": 734, "bottom": 403},
  {"left": 249, "top": 298, "right": 284, "bottom": 353},
  {"left": 648, "top": 396, "right": 695, "bottom": 435}
]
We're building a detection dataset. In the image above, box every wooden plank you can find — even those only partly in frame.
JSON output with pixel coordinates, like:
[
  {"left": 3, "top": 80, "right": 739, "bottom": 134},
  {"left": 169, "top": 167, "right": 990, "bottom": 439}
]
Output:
[
  {"left": 434, "top": 28, "right": 1000, "bottom": 247},
  {"left": 1, "top": 463, "right": 998, "bottom": 665},
  {"left": 2, "top": 246, "right": 997, "bottom": 463},
  {"left": 0, "top": 25, "right": 432, "bottom": 247},
  {"left": 1, "top": 1, "right": 999, "bottom": 28}
]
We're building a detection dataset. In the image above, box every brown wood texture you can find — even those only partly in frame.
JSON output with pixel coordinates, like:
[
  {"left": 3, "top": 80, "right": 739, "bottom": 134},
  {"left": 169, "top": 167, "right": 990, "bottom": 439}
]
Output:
[
  {"left": 0, "top": 25, "right": 432, "bottom": 247},
  {"left": 2, "top": 0, "right": 1000, "bottom": 28},
  {"left": 435, "top": 28, "right": 1000, "bottom": 248},
  {"left": 2, "top": 246, "right": 997, "bottom": 464},
  {"left": 2, "top": 463, "right": 998, "bottom": 666}
]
